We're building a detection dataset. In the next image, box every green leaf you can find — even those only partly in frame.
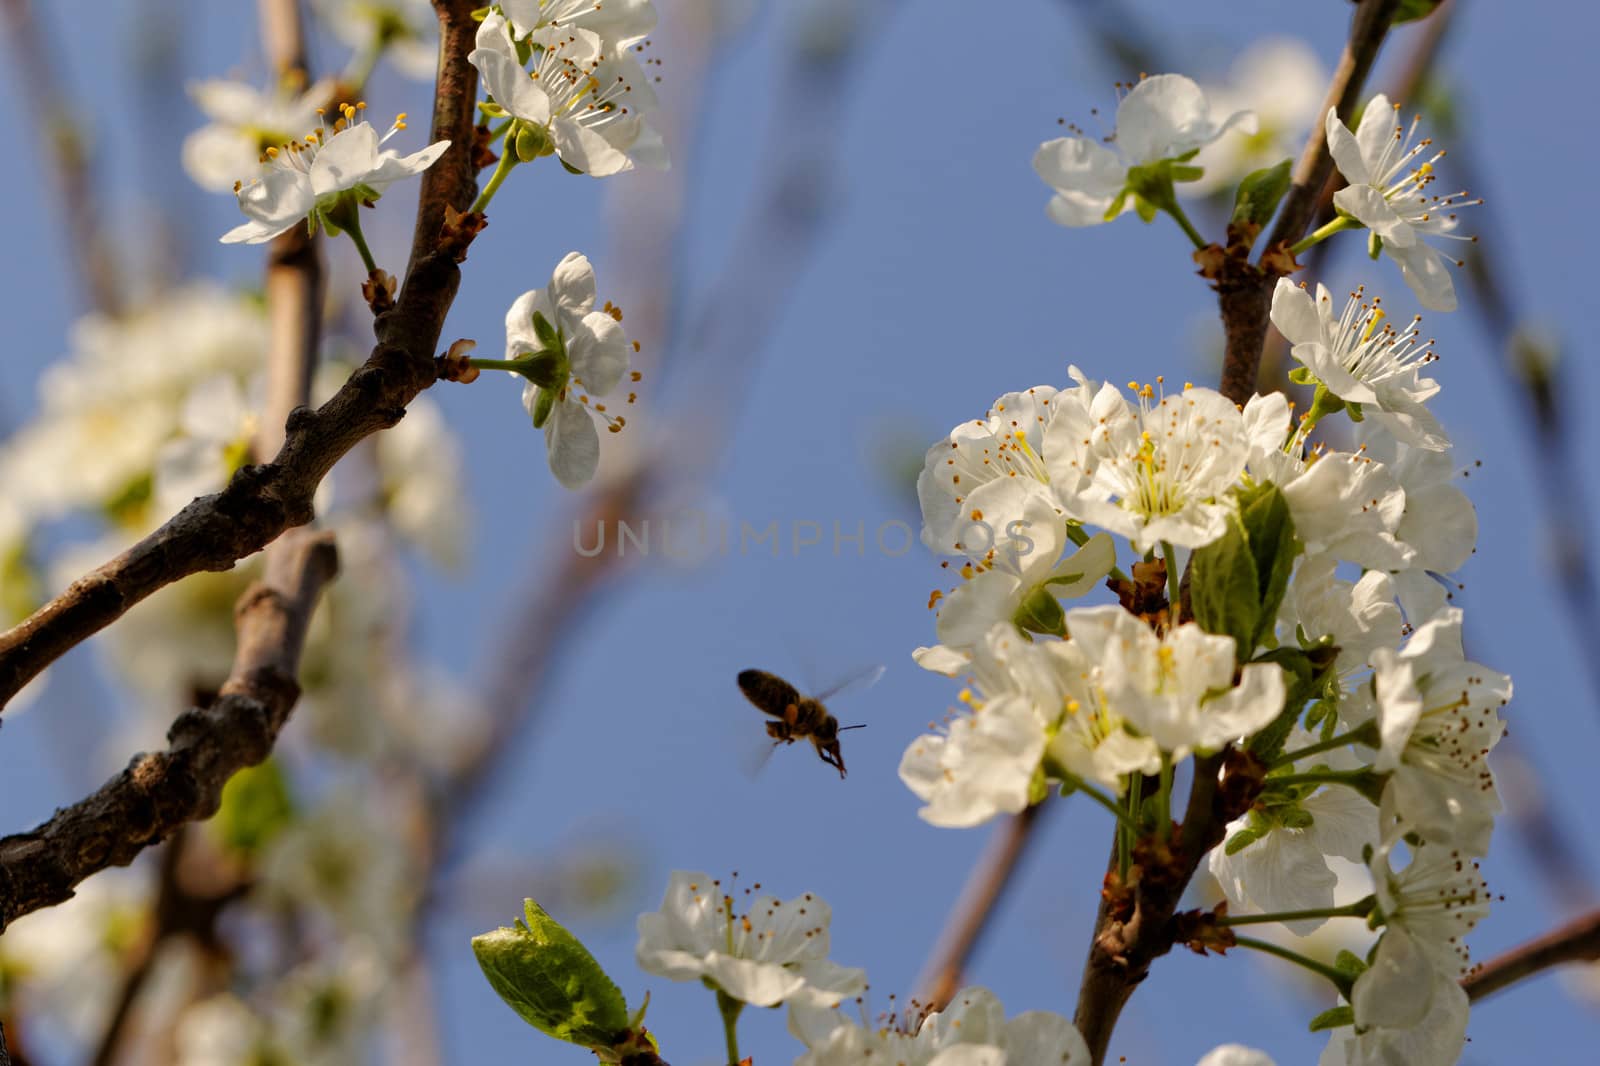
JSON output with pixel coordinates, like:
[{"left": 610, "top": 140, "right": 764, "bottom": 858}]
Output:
[
  {"left": 1237, "top": 482, "right": 1300, "bottom": 649},
  {"left": 1246, "top": 646, "right": 1317, "bottom": 760},
  {"left": 1230, "top": 159, "right": 1293, "bottom": 229},
  {"left": 214, "top": 759, "right": 295, "bottom": 857},
  {"left": 472, "top": 899, "right": 630, "bottom": 1049},
  {"left": 1309, "top": 1005, "right": 1355, "bottom": 1032},
  {"left": 1190, "top": 511, "right": 1260, "bottom": 656}
]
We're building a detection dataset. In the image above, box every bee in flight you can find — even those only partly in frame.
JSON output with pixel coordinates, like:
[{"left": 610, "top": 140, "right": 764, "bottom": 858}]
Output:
[{"left": 737, "top": 666, "right": 883, "bottom": 778}]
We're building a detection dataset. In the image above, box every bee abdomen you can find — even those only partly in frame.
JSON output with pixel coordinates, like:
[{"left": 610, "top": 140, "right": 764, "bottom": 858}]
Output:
[{"left": 738, "top": 669, "right": 802, "bottom": 716}]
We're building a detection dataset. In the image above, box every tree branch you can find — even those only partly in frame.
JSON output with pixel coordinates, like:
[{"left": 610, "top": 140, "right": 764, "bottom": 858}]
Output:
[
  {"left": 1216, "top": 0, "right": 1401, "bottom": 405},
  {"left": 0, "top": 529, "right": 338, "bottom": 930},
  {"left": 0, "top": 0, "right": 123, "bottom": 315},
  {"left": 914, "top": 802, "right": 1048, "bottom": 1012},
  {"left": 0, "top": 0, "right": 484, "bottom": 712},
  {"left": 1463, "top": 909, "right": 1600, "bottom": 1002}
]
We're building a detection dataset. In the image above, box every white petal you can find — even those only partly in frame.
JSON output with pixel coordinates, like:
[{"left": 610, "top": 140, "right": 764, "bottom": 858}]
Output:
[{"left": 543, "top": 396, "right": 600, "bottom": 489}]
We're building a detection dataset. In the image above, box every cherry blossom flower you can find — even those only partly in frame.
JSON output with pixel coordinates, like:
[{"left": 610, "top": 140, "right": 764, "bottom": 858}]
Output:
[
  {"left": 1326, "top": 94, "right": 1479, "bottom": 311},
  {"left": 501, "top": 0, "right": 657, "bottom": 48},
  {"left": 312, "top": 0, "right": 438, "bottom": 80},
  {"left": 1187, "top": 38, "right": 1326, "bottom": 197},
  {"left": 471, "top": 12, "right": 666, "bottom": 178},
  {"left": 1034, "top": 74, "right": 1255, "bottom": 227},
  {"left": 1045, "top": 380, "right": 1250, "bottom": 552},
  {"left": 221, "top": 104, "right": 449, "bottom": 246},
  {"left": 1270, "top": 279, "right": 1448, "bottom": 450},
  {"left": 634, "top": 871, "right": 866, "bottom": 1008},
  {"left": 501, "top": 252, "right": 636, "bottom": 488}
]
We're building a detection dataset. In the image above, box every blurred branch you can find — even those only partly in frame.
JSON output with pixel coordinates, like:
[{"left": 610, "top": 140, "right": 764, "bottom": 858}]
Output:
[
  {"left": 0, "top": 0, "right": 486, "bottom": 711},
  {"left": 0, "top": 529, "right": 337, "bottom": 929},
  {"left": 913, "top": 803, "right": 1048, "bottom": 1012},
  {"left": 1463, "top": 908, "right": 1600, "bottom": 1002},
  {"left": 0, "top": 0, "right": 122, "bottom": 315}
]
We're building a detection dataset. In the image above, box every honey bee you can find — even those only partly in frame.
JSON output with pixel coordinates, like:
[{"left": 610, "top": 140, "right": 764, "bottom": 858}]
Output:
[{"left": 737, "top": 666, "right": 882, "bottom": 778}]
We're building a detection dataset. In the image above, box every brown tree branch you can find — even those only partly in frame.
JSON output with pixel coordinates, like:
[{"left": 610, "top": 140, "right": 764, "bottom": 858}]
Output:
[
  {"left": 1216, "top": 0, "right": 1401, "bottom": 405},
  {"left": 0, "top": 529, "right": 338, "bottom": 930},
  {"left": 1463, "top": 909, "right": 1600, "bottom": 1002},
  {"left": 1074, "top": 5, "right": 1404, "bottom": 1060},
  {"left": 913, "top": 802, "right": 1048, "bottom": 1012},
  {"left": 0, "top": 0, "right": 484, "bottom": 712},
  {"left": 0, "top": 0, "right": 123, "bottom": 315}
]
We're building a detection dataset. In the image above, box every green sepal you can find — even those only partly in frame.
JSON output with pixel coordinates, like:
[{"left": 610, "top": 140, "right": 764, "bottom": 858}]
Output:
[
  {"left": 1334, "top": 950, "right": 1369, "bottom": 978},
  {"left": 1287, "top": 366, "right": 1316, "bottom": 386},
  {"left": 515, "top": 122, "right": 555, "bottom": 162},
  {"left": 471, "top": 5, "right": 491, "bottom": 20},
  {"left": 1014, "top": 585, "right": 1066, "bottom": 638},
  {"left": 1133, "top": 196, "right": 1159, "bottom": 223},
  {"left": 1230, "top": 158, "right": 1293, "bottom": 230},
  {"left": 1368, "top": 230, "right": 1383, "bottom": 259},
  {"left": 471, "top": 898, "right": 631, "bottom": 1049},
  {"left": 530, "top": 386, "right": 557, "bottom": 429},
  {"left": 1279, "top": 806, "right": 1315, "bottom": 830},
  {"left": 561, "top": 158, "right": 585, "bottom": 175},
  {"left": 1309, "top": 1005, "right": 1355, "bottom": 1032},
  {"left": 1224, "top": 827, "right": 1261, "bottom": 855},
  {"left": 532, "top": 310, "right": 561, "bottom": 351},
  {"left": 518, "top": 348, "right": 571, "bottom": 391},
  {"left": 214, "top": 759, "right": 295, "bottom": 857},
  {"left": 1168, "top": 164, "right": 1204, "bottom": 183},
  {"left": 1345, "top": 400, "right": 1365, "bottom": 422}
]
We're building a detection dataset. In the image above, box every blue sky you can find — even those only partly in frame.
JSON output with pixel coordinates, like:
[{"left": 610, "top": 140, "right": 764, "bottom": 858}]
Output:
[{"left": 2, "top": 1, "right": 1597, "bottom": 1063}]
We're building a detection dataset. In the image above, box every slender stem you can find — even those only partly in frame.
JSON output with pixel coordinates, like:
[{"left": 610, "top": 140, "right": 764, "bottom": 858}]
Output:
[
  {"left": 1074, "top": 780, "right": 1143, "bottom": 834},
  {"left": 1164, "top": 200, "right": 1209, "bottom": 250},
  {"left": 1274, "top": 725, "right": 1374, "bottom": 768},
  {"left": 467, "top": 357, "right": 531, "bottom": 373},
  {"left": 470, "top": 131, "right": 521, "bottom": 214},
  {"left": 341, "top": 216, "right": 380, "bottom": 275},
  {"left": 341, "top": 32, "right": 387, "bottom": 92},
  {"left": 1231, "top": 935, "right": 1352, "bottom": 991},
  {"left": 1217, "top": 896, "right": 1374, "bottom": 927},
  {"left": 715, "top": 990, "right": 743, "bottom": 1066},
  {"left": 1155, "top": 759, "right": 1174, "bottom": 841},
  {"left": 1161, "top": 540, "right": 1181, "bottom": 626},
  {"left": 1288, "top": 214, "right": 1360, "bottom": 256},
  {"left": 1267, "top": 769, "right": 1373, "bottom": 791}
]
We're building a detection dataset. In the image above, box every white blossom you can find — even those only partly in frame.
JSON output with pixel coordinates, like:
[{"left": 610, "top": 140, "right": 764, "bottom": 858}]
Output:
[
  {"left": 1367, "top": 609, "right": 1509, "bottom": 855},
  {"left": 1319, "top": 934, "right": 1469, "bottom": 1066},
  {"left": 792, "top": 986, "right": 1089, "bottom": 1066},
  {"left": 152, "top": 374, "right": 260, "bottom": 516},
  {"left": 918, "top": 382, "right": 1079, "bottom": 558},
  {"left": 501, "top": 0, "right": 657, "bottom": 48},
  {"left": 1197, "top": 1048, "right": 1277, "bottom": 1066},
  {"left": 1186, "top": 38, "right": 1326, "bottom": 196},
  {"left": 312, "top": 0, "right": 438, "bottom": 79},
  {"left": 472, "top": 12, "right": 666, "bottom": 178},
  {"left": 1368, "top": 835, "right": 1488, "bottom": 977},
  {"left": 1278, "top": 553, "right": 1403, "bottom": 689},
  {"left": 221, "top": 105, "right": 449, "bottom": 245},
  {"left": 1326, "top": 95, "right": 1478, "bottom": 311},
  {"left": 1360, "top": 428, "right": 1478, "bottom": 623},
  {"left": 1045, "top": 380, "right": 1249, "bottom": 552},
  {"left": 505, "top": 252, "right": 636, "bottom": 488},
  {"left": 634, "top": 871, "right": 866, "bottom": 1008},
  {"left": 1063, "top": 604, "right": 1284, "bottom": 762},
  {"left": 1034, "top": 74, "right": 1256, "bottom": 227},
  {"left": 183, "top": 78, "right": 331, "bottom": 192},
  {"left": 1269, "top": 279, "right": 1448, "bottom": 450}
]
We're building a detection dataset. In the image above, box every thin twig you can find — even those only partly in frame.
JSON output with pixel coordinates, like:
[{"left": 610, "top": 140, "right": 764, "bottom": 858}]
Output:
[
  {"left": 0, "top": 0, "right": 122, "bottom": 315},
  {"left": 0, "top": 529, "right": 338, "bottom": 929},
  {"left": 913, "top": 803, "right": 1048, "bottom": 1012},
  {"left": 1462, "top": 909, "right": 1600, "bottom": 1002},
  {"left": 0, "top": 0, "right": 485, "bottom": 712}
]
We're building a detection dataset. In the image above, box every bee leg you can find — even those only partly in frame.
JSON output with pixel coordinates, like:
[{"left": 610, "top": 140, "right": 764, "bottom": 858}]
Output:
[{"left": 819, "top": 743, "right": 846, "bottom": 779}]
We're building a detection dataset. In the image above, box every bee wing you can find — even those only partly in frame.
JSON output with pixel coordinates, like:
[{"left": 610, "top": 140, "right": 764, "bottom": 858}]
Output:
[
  {"left": 815, "top": 664, "right": 886, "bottom": 704},
  {"left": 742, "top": 736, "right": 784, "bottom": 780}
]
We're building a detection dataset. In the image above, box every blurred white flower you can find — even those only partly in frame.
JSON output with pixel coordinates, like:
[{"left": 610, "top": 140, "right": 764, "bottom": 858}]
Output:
[
  {"left": 183, "top": 78, "right": 331, "bottom": 192},
  {"left": 312, "top": 0, "right": 438, "bottom": 80},
  {"left": 153, "top": 374, "right": 261, "bottom": 516},
  {"left": 501, "top": 0, "right": 657, "bottom": 48},
  {"left": 1187, "top": 39, "right": 1327, "bottom": 197}
]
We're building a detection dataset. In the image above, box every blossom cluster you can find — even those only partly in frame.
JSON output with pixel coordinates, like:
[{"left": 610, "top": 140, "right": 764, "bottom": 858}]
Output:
[{"left": 893, "top": 76, "right": 1504, "bottom": 1066}]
